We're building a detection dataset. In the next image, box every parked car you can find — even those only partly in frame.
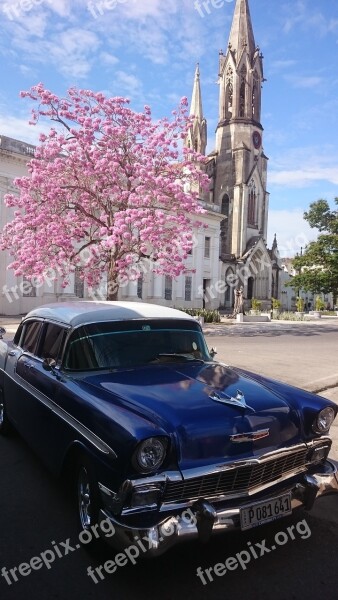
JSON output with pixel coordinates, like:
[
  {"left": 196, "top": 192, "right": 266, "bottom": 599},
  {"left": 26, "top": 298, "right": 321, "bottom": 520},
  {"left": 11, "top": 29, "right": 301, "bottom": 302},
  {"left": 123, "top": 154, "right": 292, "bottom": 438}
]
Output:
[{"left": 0, "top": 301, "right": 337, "bottom": 555}]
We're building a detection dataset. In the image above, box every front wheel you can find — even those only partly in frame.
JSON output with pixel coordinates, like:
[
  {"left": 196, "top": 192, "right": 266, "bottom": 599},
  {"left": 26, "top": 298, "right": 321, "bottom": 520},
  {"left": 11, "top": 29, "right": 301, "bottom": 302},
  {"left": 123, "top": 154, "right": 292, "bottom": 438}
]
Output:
[{"left": 75, "top": 460, "right": 103, "bottom": 552}]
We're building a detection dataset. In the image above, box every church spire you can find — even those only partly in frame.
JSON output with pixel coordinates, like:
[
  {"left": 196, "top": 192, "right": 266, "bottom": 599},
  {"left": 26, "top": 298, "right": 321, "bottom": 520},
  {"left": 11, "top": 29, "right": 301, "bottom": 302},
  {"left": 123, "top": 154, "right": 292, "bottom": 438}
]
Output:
[
  {"left": 185, "top": 63, "right": 207, "bottom": 155},
  {"left": 190, "top": 64, "right": 204, "bottom": 120},
  {"left": 228, "top": 0, "right": 256, "bottom": 58}
]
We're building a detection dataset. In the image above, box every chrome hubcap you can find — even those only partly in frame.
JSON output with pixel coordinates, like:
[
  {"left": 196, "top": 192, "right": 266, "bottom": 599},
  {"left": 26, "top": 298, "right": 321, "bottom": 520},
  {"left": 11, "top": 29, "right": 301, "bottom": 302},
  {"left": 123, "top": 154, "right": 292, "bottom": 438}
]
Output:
[{"left": 78, "top": 467, "right": 91, "bottom": 529}]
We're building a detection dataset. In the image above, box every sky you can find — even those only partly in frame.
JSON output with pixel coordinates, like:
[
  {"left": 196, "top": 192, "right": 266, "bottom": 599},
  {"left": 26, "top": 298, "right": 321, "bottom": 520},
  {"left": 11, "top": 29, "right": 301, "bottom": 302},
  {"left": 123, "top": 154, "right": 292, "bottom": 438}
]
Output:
[{"left": 0, "top": 0, "right": 337, "bottom": 258}]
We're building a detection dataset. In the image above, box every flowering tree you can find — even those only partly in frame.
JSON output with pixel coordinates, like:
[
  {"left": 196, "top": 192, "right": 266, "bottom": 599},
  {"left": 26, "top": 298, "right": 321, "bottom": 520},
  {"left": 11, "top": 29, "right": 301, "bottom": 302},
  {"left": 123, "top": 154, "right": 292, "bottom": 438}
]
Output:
[{"left": 0, "top": 84, "right": 208, "bottom": 300}]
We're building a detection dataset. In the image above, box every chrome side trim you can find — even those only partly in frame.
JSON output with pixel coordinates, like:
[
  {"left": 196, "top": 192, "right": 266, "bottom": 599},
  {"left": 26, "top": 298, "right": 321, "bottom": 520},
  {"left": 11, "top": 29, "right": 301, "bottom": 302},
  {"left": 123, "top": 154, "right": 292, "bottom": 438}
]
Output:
[{"left": 4, "top": 371, "right": 117, "bottom": 458}]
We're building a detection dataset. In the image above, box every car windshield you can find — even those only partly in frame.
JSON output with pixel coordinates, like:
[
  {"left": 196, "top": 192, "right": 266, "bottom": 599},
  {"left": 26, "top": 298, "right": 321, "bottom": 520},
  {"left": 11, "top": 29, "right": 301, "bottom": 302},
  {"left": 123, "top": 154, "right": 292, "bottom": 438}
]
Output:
[{"left": 63, "top": 319, "right": 211, "bottom": 371}]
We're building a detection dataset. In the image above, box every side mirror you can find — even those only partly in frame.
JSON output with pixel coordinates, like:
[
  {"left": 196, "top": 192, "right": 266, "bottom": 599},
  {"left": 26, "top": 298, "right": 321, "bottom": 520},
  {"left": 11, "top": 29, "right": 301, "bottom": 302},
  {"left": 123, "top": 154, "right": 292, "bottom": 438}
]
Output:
[
  {"left": 209, "top": 347, "right": 217, "bottom": 359},
  {"left": 0, "top": 327, "right": 6, "bottom": 339},
  {"left": 42, "top": 357, "right": 57, "bottom": 371}
]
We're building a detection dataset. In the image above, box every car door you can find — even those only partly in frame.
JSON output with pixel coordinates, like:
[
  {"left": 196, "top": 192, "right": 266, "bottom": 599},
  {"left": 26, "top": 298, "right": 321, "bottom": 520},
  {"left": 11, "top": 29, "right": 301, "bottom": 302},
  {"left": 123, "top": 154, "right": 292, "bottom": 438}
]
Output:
[
  {"left": 8, "top": 320, "right": 68, "bottom": 459},
  {"left": 5, "top": 319, "right": 43, "bottom": 429}
]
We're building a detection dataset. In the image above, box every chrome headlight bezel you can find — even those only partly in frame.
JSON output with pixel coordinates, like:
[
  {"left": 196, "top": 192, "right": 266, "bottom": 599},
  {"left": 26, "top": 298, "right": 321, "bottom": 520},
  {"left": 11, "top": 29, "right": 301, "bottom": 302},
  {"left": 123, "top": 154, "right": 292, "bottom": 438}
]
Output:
[
  {"left": 132, "top": 437, "right": 168, "bottom": 474},
  {"left": 312, "top": 407, "right": 336, "bottom": 434}
]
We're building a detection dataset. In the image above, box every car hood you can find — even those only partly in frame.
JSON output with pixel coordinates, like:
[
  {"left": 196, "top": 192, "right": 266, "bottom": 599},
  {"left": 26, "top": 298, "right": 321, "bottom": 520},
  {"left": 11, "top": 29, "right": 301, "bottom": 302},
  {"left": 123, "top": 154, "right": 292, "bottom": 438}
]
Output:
[{"left": 80, "top": 361, "right": 302, "bottom": 470}]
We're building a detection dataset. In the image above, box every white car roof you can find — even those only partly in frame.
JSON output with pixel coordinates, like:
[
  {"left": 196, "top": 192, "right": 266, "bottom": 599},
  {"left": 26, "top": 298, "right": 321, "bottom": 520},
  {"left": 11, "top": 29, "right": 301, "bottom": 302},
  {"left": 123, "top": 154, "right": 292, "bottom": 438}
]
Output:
[{"left": 24, "top": 301, "right": 197, "bottom": 328}]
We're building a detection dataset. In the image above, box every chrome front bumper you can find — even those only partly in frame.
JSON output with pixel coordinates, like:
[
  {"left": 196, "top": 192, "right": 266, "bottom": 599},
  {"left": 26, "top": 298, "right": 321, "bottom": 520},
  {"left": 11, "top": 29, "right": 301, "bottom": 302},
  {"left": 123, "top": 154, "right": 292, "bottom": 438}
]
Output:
[{"left": 98, "top": 460, "right": 338, "bottom": 557}]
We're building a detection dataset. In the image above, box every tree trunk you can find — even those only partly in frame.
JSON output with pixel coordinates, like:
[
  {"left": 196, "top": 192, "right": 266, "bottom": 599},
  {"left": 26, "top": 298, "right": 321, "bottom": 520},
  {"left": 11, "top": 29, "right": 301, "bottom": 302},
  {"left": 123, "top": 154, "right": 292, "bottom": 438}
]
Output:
[{"left": 106, "top": 256, "right": 119, "bottom": 301}]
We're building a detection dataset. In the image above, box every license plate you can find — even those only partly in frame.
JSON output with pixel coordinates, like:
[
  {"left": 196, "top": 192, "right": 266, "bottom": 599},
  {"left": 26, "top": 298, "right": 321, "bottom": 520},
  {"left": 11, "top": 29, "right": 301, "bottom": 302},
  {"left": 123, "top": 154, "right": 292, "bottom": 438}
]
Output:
[{"left": 240, "top": 493, "right": 292, "bottom": 531}]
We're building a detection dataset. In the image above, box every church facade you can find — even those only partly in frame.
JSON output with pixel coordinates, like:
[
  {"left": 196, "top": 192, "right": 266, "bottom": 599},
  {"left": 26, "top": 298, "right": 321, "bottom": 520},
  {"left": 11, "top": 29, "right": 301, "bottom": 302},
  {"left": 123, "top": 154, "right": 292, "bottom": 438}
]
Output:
[
  {"left": 187, "top": 0, "right": 278, "bottom": 311},
  {"left": 0, "top": 0, "right": 278, "bottom": 315}
]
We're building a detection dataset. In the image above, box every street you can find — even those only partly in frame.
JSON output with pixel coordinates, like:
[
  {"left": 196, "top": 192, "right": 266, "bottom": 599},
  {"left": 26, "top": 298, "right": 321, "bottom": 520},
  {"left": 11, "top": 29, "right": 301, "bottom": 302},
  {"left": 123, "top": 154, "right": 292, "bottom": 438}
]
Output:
[{"left": 0, "top": 319, "right": 338, "bottom": 600}]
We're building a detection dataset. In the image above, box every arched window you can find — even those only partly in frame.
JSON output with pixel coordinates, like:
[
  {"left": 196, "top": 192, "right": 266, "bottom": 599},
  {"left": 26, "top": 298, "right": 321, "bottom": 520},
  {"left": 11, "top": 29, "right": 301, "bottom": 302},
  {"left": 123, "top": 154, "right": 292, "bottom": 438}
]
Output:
[
  {"left": 220, "top": 194, "right": 230, "bottom": 255},
  {"left": 248, "top": 183, "right": 256, "bottom": 226},
  {"left": 239, "top": 65, "right": 246, "bottom": 117},
  {"left": 221, "top": 194, "right": 230, "bottom": 216},
  {"left": 251, "top": 71, "right": 260, "bottom": 121},
  {"left": 247, "top": 277, "right": 254, "bottom": 300},
  {"left": 225, "top": 268, "right": 234, "bottom": 304},
  {"left": 225, "top": 67, "right": 233, "bottom": 120}
]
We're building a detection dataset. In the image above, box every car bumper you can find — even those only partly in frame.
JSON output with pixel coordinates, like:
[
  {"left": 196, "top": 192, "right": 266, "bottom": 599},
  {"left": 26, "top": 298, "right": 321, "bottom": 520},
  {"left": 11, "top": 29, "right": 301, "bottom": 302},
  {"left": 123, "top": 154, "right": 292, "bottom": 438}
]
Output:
[{"left": 98, "top": 459, "right": 338, "bottom": 557}]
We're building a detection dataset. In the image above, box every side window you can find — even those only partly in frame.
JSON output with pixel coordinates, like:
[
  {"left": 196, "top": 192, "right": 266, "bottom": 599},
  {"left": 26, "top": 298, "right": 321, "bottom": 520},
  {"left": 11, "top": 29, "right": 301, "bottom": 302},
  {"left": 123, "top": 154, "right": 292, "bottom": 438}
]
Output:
[
  {"left": 13, "top": 323, "right": 24, "bottom": 346},
  {"left": 39, "top": 323, "right": 66, "bottom": 361},
  {"left": 21, "top": 321, "right": 43, "bottom": 355}
]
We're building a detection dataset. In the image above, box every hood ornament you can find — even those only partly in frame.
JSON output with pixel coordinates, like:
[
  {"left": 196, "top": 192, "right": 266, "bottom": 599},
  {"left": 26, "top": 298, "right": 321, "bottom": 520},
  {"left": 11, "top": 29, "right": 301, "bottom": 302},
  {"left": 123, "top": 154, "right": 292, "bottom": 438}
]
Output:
[{"left": 209, "top": 389, "right": 255, "bottom": 412}]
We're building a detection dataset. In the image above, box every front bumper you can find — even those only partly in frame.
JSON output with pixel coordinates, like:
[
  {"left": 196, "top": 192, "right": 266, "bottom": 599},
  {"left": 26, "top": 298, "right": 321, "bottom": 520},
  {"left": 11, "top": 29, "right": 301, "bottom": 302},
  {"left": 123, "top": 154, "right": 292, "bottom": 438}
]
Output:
[{"left": 98, "top": 460, "right": 338, "bottom": 556}]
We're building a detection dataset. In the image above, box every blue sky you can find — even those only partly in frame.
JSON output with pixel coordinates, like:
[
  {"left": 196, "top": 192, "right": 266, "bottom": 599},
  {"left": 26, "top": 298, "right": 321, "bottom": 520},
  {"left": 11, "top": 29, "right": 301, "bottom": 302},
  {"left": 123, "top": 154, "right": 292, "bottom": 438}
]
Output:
[{"left": 1, "top": 0, "right": 337, "bottom": 257}]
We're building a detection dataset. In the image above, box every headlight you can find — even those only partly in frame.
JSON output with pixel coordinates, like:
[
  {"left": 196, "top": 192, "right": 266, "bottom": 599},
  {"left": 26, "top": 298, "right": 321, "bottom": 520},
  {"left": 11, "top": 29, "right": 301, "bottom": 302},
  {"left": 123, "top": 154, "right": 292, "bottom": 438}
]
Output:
[
  {"left": 132, "top": 437, "right": 168, "bottom": 474},
  {"left": 312, "top": 407, "right": 336, "bottom": 434}
]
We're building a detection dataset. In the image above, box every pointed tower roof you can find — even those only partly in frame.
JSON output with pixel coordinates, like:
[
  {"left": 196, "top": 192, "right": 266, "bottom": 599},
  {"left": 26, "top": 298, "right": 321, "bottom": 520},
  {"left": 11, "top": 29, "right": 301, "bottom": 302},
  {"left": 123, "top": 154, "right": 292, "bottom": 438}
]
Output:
[
  {"left": 228, "top": 0, "right": 256, "bottom": 58},
  {"left": 190, "top": 63, "right": 204, "bottom": 119}
]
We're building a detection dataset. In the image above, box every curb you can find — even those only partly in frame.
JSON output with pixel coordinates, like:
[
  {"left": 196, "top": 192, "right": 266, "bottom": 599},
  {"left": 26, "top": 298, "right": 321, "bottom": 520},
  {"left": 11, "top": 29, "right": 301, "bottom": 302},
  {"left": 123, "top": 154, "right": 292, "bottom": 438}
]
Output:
[{"left": 304, "top": 375, "right": 338, "bottom": 394}]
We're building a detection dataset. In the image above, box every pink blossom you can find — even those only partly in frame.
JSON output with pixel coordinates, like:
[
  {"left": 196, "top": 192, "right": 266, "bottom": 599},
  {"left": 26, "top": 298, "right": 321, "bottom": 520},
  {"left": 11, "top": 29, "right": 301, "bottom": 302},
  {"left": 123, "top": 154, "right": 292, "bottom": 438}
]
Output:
[{"left": 0, "top": 84, "right": 208, "bottom": 299}]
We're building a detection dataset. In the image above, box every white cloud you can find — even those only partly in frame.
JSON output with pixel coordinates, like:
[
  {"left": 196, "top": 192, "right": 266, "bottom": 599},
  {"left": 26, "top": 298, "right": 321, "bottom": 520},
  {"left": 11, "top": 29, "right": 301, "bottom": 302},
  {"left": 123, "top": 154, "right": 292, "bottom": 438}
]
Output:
[
  {"left": 284, "top": 75, "right": 323, "bottom": 89},
  {"left": 269, "top": 168, "right": 338, "bottom": 188},
  {"left": 0, "top": 114, "right": 48, "bottom": 145},
  {"left": 6, "top": 27, "right": 101, "bottom": 79},
  {"left": 281, "top": 1, "right": 336, "bottom": 37},
  {"left": 100, "top": 51, "right": 119, "bottom": 66},
  {"left": 114, "top": 71, "right": 143, "bottom": 97},
  {"left": 269, "top": 145, "right": 338, "bottom": 188},
  {"left": 268, "top": 209, "right": 318, "bottom": 257},
  {"left": 269, "top": 59, "right": 297, "bottom": 72}
]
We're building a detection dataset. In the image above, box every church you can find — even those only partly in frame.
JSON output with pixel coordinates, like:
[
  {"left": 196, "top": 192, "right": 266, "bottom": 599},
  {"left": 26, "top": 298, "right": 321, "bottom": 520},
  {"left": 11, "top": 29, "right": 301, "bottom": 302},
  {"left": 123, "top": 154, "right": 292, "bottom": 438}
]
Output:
[
  {"left": 185, "top": 0, "right": 279, "bottom": 311},
  {"left": 0, "top": 0, "right": 279, "bottom": 315}
]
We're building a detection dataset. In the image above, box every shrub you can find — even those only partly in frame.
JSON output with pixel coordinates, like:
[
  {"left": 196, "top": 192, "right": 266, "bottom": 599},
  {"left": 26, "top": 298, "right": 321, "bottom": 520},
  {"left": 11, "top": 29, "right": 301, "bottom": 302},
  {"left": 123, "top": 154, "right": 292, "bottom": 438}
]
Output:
[
  {"left": 251, "top": 298, "right": 262, "bottom": 311},
  {"left": 271, "top": 297, "right": 281, "bottom": 310},
  {"left": 274, "top": 311, "right": 304, "bottom": 321},
  {"left": 314, "top": 296, "right": 325, "bottom": 311},
  {"left": 177, "top": 308, "right": 221, "bottom": 323},
  {"left": 296, "top": 297, "right": 305, "bottom": 312}
]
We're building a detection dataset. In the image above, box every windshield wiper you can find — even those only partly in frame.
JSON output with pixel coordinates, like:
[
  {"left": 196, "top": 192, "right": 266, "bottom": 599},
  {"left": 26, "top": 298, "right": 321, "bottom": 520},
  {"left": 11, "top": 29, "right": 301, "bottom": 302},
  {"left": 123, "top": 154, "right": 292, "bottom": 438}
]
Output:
[{"left": 152, "top": 353, "right": 204, "bottom": 362}]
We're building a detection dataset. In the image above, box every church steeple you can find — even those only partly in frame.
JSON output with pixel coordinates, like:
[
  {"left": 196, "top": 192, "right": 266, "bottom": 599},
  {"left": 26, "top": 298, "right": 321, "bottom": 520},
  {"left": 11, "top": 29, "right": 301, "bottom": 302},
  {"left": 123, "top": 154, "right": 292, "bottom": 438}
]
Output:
[
  {"left": 228, "top": 0, "right": 256, "bottom": 58},
  {"left": 218, "top": 0, "right": 263, "bottom": 125},
  {"left": 190, "top": 64, "right": 204, "bottom": 121},
  {"left": 185, "top": 64, "right": 207, "bottom": 155},
  {"left": 213, "top": 0, "right": 269, "bottom": 261}
]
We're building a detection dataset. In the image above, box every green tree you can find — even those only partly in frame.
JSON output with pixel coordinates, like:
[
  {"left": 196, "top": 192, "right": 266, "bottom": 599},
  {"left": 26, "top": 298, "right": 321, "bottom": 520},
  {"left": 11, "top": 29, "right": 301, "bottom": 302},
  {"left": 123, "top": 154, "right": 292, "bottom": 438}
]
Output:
[{"left": 287, "top": 198, "right": 338, "bottom": 306}]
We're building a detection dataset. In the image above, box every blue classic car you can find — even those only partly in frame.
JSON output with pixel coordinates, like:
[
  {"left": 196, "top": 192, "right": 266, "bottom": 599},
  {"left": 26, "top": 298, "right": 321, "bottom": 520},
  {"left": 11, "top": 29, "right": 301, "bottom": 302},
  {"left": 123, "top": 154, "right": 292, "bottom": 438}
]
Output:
[{"left": 0, "top": 301, "right": 337, "bottom": 555}]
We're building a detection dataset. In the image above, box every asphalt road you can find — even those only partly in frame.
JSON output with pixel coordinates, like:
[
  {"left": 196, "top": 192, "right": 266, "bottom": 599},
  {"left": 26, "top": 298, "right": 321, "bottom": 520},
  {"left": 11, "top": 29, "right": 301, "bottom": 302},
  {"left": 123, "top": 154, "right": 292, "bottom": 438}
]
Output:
[{"left": 1, "top": 319, "right": 338, "bottom": 600}]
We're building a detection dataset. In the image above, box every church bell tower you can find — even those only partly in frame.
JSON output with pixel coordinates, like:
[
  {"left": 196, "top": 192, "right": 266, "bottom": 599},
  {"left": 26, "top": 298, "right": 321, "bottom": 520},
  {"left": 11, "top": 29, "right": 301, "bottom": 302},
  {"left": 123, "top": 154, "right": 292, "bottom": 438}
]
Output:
[{"left": 214, "top": 0, "right": 269, "bottom": 262}]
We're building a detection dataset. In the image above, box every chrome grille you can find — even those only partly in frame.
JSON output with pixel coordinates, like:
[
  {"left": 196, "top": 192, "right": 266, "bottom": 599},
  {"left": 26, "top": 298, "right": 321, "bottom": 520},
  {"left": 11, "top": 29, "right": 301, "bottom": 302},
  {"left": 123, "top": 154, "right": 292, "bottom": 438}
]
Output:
[{"left": 164, "top": 447, "right": 308, "bottom": 503}]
